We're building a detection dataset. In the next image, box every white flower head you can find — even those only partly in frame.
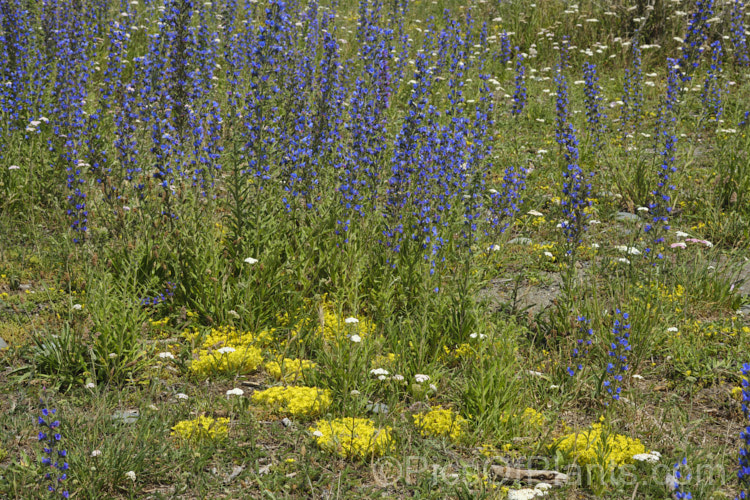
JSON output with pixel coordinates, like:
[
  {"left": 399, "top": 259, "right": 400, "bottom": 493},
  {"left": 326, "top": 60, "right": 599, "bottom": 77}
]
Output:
[
  {"left": 91, "top": 449, "right": 102, "bottom": 457},
  {"left": 632, "top": 452, "right": 661, "bottom": 463},
  {"left": 392, "top": 374, "right": 404, "bottom": 381},
  {"left": 312, "top": 430, "right": 323, "bottom": 437},
  {"left": 72, "top": 303, "right": 83, "bottom": 310},
  {"left": 429, "top": 384, "right": 438, "bottom": 392},
  {"left": 108, "top": 353, "right": 118, "bottom": 359},
  {"left": 226, "top": 388, "right": 244, "bottom": 396},
  {"left": 617, "top": 258, "right": 631, "bottom": 264},
  {"left": 415, "top": 374, "right": 430, "bottom": 383},
  {"left": 378, "top": 375, "right": 387, "bottom": 380},
  {"left": 8, "top": 165, "right": 21, "bottom": 170},
  {"left": 244, "top": 257, "right": 258, "bottom": 265},
  {"left": 85, "top": 382, "right": 96, "bottom": 389},
  {"left": 544, "top": 251, "right": 554, "bottom": 259},
  {"left": 667, "top": 327, "right": 679, "bottom": 333},
  {"left": 469, "top": 332, "right": 487, "bottom": 339},
  {"left": 349, "top": 334, "right": 362, "bottom": 343},
  {"left": 125, "top": 470, "right": 137, "bottom": 482},
  {"left": 175, "top": 393, "right": 189, "bottom": 400},
  {"left": 344, "top": 317, "right": 359, "bottom": 324},
  {"left": 675, "top": 231, "right": 689, "bottom": 238},
  {"left": 158, "top": 352, "right": 175, "bottom": 360},
  {"left": 217, "top": 347, "right": 236, "bottom": 354},
  {"left": 350, "top": 389, "right": 361, "bottom": 396},
  {"left": 370, "top": 368, "right": 390, "bottom": 376},
  {"left": 527, "top": 210, "right": 544, "bottom": 217}
]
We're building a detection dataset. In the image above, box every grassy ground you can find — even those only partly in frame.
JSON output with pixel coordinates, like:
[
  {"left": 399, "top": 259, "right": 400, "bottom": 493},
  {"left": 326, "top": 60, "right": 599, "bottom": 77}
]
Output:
[{"left": 1, "top": 0, "right": 750, "bottom": 498}]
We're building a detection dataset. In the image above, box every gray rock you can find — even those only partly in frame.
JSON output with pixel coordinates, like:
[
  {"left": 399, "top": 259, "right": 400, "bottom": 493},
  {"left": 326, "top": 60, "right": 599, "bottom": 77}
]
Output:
[
  {"left": 111, "top": 409, "right": 140, "bottom": 424},
  {"left": 614, "top": 211, "right": 639, "bottom": 222},
  {"left": 739, "top": 304, "right": 750, "bottom": 316},
  {"left": 0, "top": 337, "right": 7, "bottom": 349},
  {"left": 509, "top": 237, "right": 532, "bottom": 245},
  {"left": 281, "top": 417, "right": 292, "bottom": 427},
  {"left": 19, "top": 284, "right": 32, "bottom": 290},
  {"left": 366, "top": 402, "right": 389, "bottom": 414}
]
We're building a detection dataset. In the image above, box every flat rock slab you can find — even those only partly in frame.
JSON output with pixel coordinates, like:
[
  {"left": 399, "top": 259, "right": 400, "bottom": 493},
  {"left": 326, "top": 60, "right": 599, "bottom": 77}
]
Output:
[
  {"left": 614, "top": 211, "right": 639, "bottom": 222},
  {"left": 111, "top": 409, "right": 140, "bottom": 424}
]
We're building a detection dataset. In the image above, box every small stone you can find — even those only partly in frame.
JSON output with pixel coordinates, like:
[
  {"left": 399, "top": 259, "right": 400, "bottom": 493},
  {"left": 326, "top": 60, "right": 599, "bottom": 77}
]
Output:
[
  {"left": 111, "top": 410, "right": 140, "bottom": 424},
  {"left": 19, "top": 284, "right": 32, "bottom": 290},
  {"left": 614, "top": 211, "right": 639, "bottom": 222},
  {"left": 509, "top": 237, "right": 532, "bottom": 245},
  {"left": 281, "top": 417, "right": 292, "bottom": 427},
  {"left": 366, "top": 402, "right": 389, "bottom": 414},
  {"left": 0, "top": 336, "right": 7, "bottom": 349}
]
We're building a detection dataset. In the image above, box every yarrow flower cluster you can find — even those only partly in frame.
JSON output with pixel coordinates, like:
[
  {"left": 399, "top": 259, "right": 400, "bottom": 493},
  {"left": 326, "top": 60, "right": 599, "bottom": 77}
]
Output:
[{"left": 38, "top": 404, "right": 69, "bottom": 498}]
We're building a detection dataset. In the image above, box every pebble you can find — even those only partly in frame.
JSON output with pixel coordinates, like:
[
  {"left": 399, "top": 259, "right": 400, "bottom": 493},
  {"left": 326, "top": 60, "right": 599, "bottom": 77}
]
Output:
[
  {"left": 509, "top": 237, "right": 532, "bottom": 245},
  {"left": 0, "top": 336, "right": 7, "bottom": 349},
  {"left": 366, "top": 402, "right": 389, "bottom": 414},
  {"left": 281, "top": 417, "right": 292, "bottom": 427},
  {"left": 614, "top": 211, "right": 639, "bottom": 222},
  {"left": 111, "top": 409, "right": 140, "bottom": 424}
]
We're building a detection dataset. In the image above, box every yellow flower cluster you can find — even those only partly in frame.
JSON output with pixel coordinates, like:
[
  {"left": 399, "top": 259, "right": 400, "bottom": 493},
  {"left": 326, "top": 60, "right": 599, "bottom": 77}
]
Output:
[
  {"left": 553, "top": 423, "right": 645, "bottom": 468},
  {"left": 283, "top": 300, "right": 376, "bottom": 342},
  {"left": 265, "top": 358, "right": 317, "bottom": 381},
  {"left": 171, "top": 415, "right": 230, "bottom": 444},
  {"left": 413, "top": 408, "right": 467, "bottom": 442},
  {"left": 501, "top": 407, "right": 545, "bottom": 431},
  {"left": 188, "top": 325, "right": 267, "bottom": 376},
  {"left": 309, "top": 417, "right": 394, "bottom": 459},
  {"left": 252, "top": 386, "right": 331, "bottom": 418},
  {"left": 634, "top": 282, "right": 685, "bottom": 312},
  {"left": 371, "top": 352, "right": 398, "bottom": 369},
  {"left": 441, "top": 343, "right": 478, "bottom": 365}
]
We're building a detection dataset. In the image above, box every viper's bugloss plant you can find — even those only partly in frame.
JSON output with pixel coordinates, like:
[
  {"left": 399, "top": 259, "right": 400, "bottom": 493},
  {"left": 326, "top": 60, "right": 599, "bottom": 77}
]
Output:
[
  {"left": 680, "top": 0, "right": 713, "bottom": 82},
  {"left": 38, "top": 401, "right": 69, "bottom": 498},
  {"left": 674, "top": 457, "right": 693, "bottom": 499},
  {"left": 731, "top": 0, "right": 749, "bottom": 67},
  {"left": 738, "top": 363, "right": 750, "bottom": 499},
  {"left": 567, "top": 315, "right": 594, "bottom": 377},
  {"left": 559, "top": 123, "right": 592, "bottom": 256},
  {"left": 583, "top": 61, "right": 606, "bottom": 151},
  {"left": 603, "top": 309, "right": 631, "bottom": 403},
  {"left": 701, "top": 40, "right": 724, "bottom": 124},
  {"left": 511, "top": 49, "right": 526, "bottom": 116}
]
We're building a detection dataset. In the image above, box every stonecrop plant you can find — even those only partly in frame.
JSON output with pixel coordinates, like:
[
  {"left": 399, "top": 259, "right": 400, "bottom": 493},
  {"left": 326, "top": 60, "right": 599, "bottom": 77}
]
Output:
[
  {"left": 309, "top": 418, "right": 394, "bottom": 459},
  {"left": 412, "top": 407, "right": 468, "bottom": 442},
  {"left": 171, "top": 415, "right": 230, "bottom": 445}
]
